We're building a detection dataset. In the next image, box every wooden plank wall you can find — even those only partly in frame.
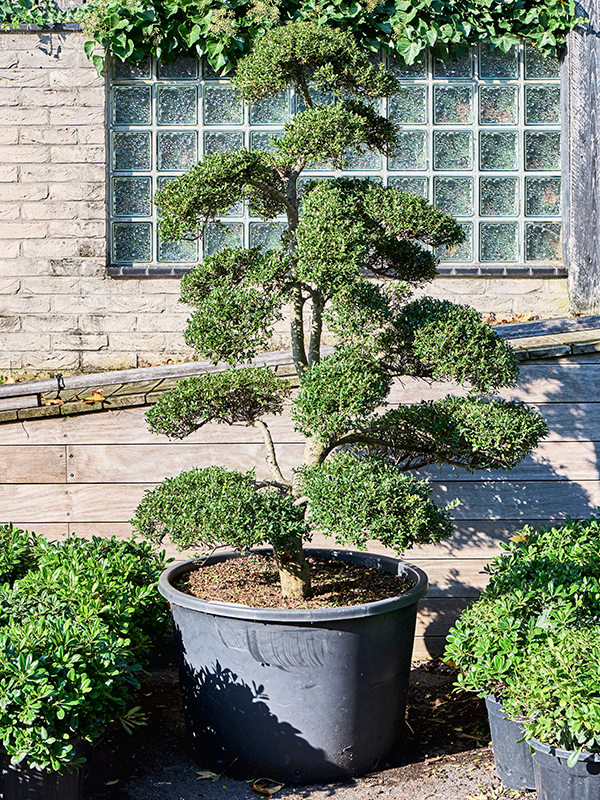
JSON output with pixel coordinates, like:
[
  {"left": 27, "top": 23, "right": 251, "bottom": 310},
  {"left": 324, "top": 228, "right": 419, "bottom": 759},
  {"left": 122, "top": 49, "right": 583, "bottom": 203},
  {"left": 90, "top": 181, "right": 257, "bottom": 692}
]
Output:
[{"left": 1, "top": 352, "right": 600, "bottom": 658}]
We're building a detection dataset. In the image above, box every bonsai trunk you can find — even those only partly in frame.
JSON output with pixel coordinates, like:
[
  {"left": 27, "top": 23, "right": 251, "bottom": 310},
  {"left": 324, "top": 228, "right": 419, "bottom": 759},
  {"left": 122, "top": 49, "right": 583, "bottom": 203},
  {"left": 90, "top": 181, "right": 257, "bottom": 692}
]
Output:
[{"left": 274, "top": 537, "right": 312, "bottom": 599}]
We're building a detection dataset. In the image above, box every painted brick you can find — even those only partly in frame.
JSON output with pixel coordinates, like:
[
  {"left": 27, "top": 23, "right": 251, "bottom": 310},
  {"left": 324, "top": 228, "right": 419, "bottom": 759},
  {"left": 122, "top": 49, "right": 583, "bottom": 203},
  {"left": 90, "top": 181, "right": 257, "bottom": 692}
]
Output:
[
  {"left": 81, "top": 351, "right": 137, "bottom": 372},
  {"left": 77, "top": 88, "right": 106, "bottom": 108},
  {"left": 0, "top": 184, "right": 49, "bottom": 202},
  {"left": 49, "top": 183, "right": 104, "bottom": 202},
  {"left": 137, "top": 346, "right": 195, "bottom": 367},
  {"left": 50, "top": 295, "right": 167, "bottom": 314},
  {"left": 21, "top": 239, "right": 80, "bottom": 259},
  {"left": 50, "top": 146, "right": 105, "bottom": 164},
  {"left": 20, "top": 351, "right": 81, "bottom": 373},
  {"left": 0, "top": 52, "right": 19, "bottom": 69},
  {"left": 0, "top": 258, "right": 51, "bottom": 276},
  {"left": 20, "top": 314, "right": 78, "bottom": 332},
  {"left": 19, "top": 88, "right": 78, "bottom": 107},
  {"left": 49, "top": 220, "right": 105, "bottom": 238},
  {"left": 49, "top": 70, "right": 104, "bottom": 89},
  {"left": 0, "top": 146, "right": 50, "bottom": 163},
  {"left": 0, "top": 205, "right": 18, "bottom": 221},
  {"left": 20, "top": 277, "right": 81, "bottom": 295},
  {"left": 77, "top": 128, "right": 106, "bottom": 146},
  {"left": 0, "top": 242, "right": 20, "bottom": 259},
  {"left": 49, "top": 257, "right": 104, "bottom": 277},
  {"left": 78, "top": 240, "right": 106, "bottom": 258},
  {"left": 0, "top": 333, "right": 51, "bottom": 351},
  {"left": 0, "top": 221, "right": 47, "bottom": 239},
  {"left": 0, "top": 71, "right": 50, "bottom": 88},
  {"left": 18, "top": 49, "right": 80, "bottom": 70},
  {"left": 20, "top": 164, "right": 106, "bottom": 183},
  {"left": 139, "top": 279, "right": 183, "bottom": 295},
  {"left": 0, "top": 88, "right": 21, "bottom": 106},
  {"left": 79, "top": 314, "right": 137, "bottom": 334},
  {"left": 0, "top": 107, "right": 48, "bottom": 125},
  {"left": 21, "top": 203, "right": 80, "bottom": 221},
  {"left": 49, "top": 107, "right": 105, "bottom": 126},
  {"left": 0, "top": 166, "right": 18, "bottom": 183},
  {"left": 20, "top": 128, "right": 77, "bottom": 145},
  {"left": 51, "top": 333, "right": 109, "bottom": 351},
  {"left": 0, "top": 279, "right": 20, "bottom": 293},
  {"left": 136, "top": 313, "right": 188, "bottom": 332},
  {"left": 0, "top": 128, "right": 19, "bottom": 145},
  {"left": 0, "top": 294, "right": 51, "bottom": 313},
  {"left": 0, "top": 316, "right": 20, "bottom": 332}
]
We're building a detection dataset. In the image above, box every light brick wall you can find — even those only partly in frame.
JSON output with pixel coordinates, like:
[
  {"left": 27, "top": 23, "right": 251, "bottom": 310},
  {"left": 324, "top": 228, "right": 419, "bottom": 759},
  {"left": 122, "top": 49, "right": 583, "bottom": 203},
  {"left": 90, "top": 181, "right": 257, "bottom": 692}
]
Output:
[{"left": 0, "top": 30, "right": 570, "bottom": 379}]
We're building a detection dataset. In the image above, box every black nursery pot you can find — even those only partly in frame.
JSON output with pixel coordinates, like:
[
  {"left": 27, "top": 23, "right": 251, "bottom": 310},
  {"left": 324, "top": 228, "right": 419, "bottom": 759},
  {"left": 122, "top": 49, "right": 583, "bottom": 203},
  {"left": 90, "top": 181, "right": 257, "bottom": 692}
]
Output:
[
  {"left": 159, "top": 548, "right": 428, "bottom": 784},
  {"left": 485, "top": 695, "right": 536, "bottom": 790},
  {"left": 0, "top": 744, "right": 84, "bottom": 800},
  {"left": 532, "top": 739, "right": 600, "bottom": 800}
]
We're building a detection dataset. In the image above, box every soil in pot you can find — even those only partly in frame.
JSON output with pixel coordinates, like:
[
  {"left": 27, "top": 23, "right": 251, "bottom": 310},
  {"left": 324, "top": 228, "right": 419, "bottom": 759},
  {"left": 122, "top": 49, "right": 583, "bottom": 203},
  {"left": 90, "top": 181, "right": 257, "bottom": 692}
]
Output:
[
  {"left": 532, "top": 739, "right": 600, "bottom": 800},
  {"left": 177, "top": 552, "right": 413, "bottom": 608}
]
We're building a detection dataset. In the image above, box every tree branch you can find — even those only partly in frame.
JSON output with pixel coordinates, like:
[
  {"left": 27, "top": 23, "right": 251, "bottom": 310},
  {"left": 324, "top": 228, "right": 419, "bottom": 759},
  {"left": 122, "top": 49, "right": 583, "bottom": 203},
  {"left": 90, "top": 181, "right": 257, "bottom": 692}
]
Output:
[
  {"left": 290, "top": 284, "right": 308, "bottom": 378},
  {"left": 253, "top": 419, "right": 291, "bottom": 485},
  {"left": 246, "top": 178, "right": 294, "bottom": 216},
  {"left": 308, "top": 287, "right": 324, "bottom": 368}
]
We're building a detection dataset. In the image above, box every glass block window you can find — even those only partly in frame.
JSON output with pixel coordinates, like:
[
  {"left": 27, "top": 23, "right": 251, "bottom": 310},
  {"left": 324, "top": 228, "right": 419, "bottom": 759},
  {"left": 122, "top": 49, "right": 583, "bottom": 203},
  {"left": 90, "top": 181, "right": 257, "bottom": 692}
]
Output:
[{"left": 108, "top": 44, "right": 563, "bottom": 275}]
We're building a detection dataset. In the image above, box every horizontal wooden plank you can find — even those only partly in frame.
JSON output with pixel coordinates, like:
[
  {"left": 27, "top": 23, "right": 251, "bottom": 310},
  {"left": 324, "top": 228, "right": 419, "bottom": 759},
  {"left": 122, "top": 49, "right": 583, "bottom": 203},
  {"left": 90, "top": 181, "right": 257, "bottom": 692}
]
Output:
[
  {"left": 0, "top": 485, "right": 71, "bottom": 523},
  {"left": 413, "top": 636, "right": 447, "bottom": 659},
  {"left": 0, "top": 522, "right": 70, "bottom": 541},
  {"left": 431, "top": 480, "right": 600, "bottom": 520},
  {"left": 66, "top": 443, "right": 305, "bottom": 483},
  {"left": 416, "top": 597, "right": 475, "bottom": 638},
  {"left": 0, "top": 394, "right": 39, "bottom": 411},
  {"left": 408, "top": 559, "right": 490, "bottom": 597},
  {"left": 0, "top": 445, "right": 66, "bottom": 483},
  {"left": 69, "top": 483, "right": 156, "bottom": 522},
  {"left": 495, "top": 315, "right": 600, "bottom": 340}
]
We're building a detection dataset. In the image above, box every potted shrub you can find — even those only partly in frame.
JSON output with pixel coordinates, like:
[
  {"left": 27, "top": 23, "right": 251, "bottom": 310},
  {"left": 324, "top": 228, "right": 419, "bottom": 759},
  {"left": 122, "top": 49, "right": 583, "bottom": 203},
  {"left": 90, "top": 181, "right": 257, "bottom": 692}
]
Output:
[
  {"left": 502, "top": 626, "right": 600, "bottom": 799},
  {"left": 131, "top": 20, "right": 547, "bottom": 782},
  {"left": 445, "top": 516, "right": 600, "bottom": 790},
  {"left": 0, "top": 525, "right": 169, "bottom": 800}
]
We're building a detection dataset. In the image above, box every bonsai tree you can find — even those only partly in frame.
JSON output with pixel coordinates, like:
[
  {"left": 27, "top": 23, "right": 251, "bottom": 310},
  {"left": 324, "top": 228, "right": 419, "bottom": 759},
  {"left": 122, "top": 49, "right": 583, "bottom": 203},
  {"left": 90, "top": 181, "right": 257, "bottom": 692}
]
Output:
[{"left": 132, "top": 21, "right": 547, "bottom": 600}]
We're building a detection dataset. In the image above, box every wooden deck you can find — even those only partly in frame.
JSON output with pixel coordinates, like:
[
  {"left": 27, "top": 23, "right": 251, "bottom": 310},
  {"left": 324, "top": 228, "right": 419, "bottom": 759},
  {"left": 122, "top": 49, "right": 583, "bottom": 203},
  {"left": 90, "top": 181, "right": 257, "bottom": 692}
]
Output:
[{"left": 1, "top": 321, "right": 600, "bottom": 658}]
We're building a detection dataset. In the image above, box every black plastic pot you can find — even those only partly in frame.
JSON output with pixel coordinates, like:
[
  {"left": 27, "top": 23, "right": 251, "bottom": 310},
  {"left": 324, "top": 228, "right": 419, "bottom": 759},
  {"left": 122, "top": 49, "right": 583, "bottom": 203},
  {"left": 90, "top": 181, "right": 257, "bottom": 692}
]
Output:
[
  {"left": 532, "top": 739, "right": 600, "bottom": 800},
  {"left": 0, "top": 744, "right": 84, "bottom": 800},
  {"left": 485, "top": 695, "right": 536, "bottom": 790},
  {"left": 158, "top": 548, "right": 428, "bottom": 784}
]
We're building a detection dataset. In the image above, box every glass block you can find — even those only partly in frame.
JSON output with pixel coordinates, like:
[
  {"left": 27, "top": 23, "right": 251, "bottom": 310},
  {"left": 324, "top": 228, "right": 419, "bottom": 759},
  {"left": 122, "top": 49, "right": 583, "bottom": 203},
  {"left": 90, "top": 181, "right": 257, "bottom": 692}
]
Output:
[
  {"left": 433, "top": 52, "right": 473, "bottom": 78},
  {"left": 250, "top": 91, "right": 290, "bottom": 125},
  {"left": 112, "top": 86, "right": 151, "bottom": 125},
  {"left": 249, "top": 222, "right": 286, "bottom": 251},
  {"left": 525, "top": 131, "right": 561, "bottom": 170},
  {"left": 388, "top": 131, "right": 428, "bottom": 171},
  {"left": 157, "top": 85, "right": 198, "bottom": 125},
  {"left": 112, "top": 131, "right": 151, "bottom": 171},
  {"left": 158, "top": 236, "right": 199, "bottom": 263},
  {"left": 388, "top": 86, "right": 428, "bottom": 124},
  {"left": 294, "top": 85, "right": 335, "bottom": 113},
  {"left": 525, "top": 222, "right": 561, "bottom": 261},
  {"left": 434, "top": 177, "right": 473, "bottom": 215},
  {"left": 204, "top": 223, "right": 244, "bottom": 256},
  {"left": 112, "top": 177, "right": 152, "bottom": 217},
  {"left": 157, "top": 131, "right": 197, "bottom": 171},
  {"left": 389, "top": 51, "right": 427, "bottom": 78},
  {"left": 250, "top": 130, "right": 283, "bottom": 153},
  {"left": 526, "top": 177, "right": 561, "bottom": 216},
  {"left": 112, "top": 222, "right": 152, "bottom": 262},
  {"left": 480, "top": 177, "right": 519, "bottom": 216},
  {"left": 479, "top": 222, "right": 519, "bottom": 262},
  {"left": 436, "top": 222, "right": 473, "bottom": 262},
  {"left": 525, "top": 85, "right": 561, "bottom": 124},
  {"left": 434, "top": 85, "right": 473, "bottom": 124},
  {"left": 204, "top": 131, "right": 244, "bottom": 155},
  {"left": 433, "top": 131, "right": 472, "bottom": 170},
  {"left": 203, "top": 60, "right": 232, "bottom": 80},
  {"left": 525, "top": 44, "right": 560, "bottom": 79},
  {"left": 158, "top": 55, "right": 199, "bottom": 80},
  {"left": 112, "top": 56, "right": 151, "bottom": 80},
  {"left": 479, "top": 86, "right": 518, "bottom": 125},
  {"left": 203, "top": 85, "right": 243, "bottom": 124},
  {"left": 387, "top": 177, "right": 428, "bottom": 197},
  {"left": 480, "top": 131, "right": 518, "bottom": 171},
  {"left": 342, "top": 149, "right": 382, "bottom": 171},
  {"left": 479, "top": 42, "right": 518, "bottom": 79}
]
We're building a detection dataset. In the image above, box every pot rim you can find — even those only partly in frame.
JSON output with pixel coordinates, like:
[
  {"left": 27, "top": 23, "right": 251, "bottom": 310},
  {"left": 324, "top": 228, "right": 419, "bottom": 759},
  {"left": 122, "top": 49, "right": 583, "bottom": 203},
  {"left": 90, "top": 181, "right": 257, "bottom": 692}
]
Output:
[
  {"left": 531, "top": 738, "right": 600, "bottom": 763},
  {"left": 158, "top": 547, "right": 428, "bottom": 622}
]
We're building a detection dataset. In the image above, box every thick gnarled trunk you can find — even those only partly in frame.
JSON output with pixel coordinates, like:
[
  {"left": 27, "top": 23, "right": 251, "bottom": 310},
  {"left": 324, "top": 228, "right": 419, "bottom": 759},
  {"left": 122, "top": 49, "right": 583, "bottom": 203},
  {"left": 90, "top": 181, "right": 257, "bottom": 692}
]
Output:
[{"left": 274, "top": 539, "right": 312, "bottom": 599}]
